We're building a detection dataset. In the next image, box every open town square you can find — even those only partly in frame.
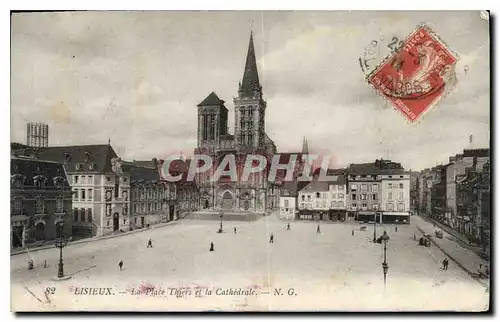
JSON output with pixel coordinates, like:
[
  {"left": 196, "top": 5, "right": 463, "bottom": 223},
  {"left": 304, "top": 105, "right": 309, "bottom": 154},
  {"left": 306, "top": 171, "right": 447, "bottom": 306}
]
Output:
[{"left": 11, "top": 212, "right": 488, "bottom": 311}]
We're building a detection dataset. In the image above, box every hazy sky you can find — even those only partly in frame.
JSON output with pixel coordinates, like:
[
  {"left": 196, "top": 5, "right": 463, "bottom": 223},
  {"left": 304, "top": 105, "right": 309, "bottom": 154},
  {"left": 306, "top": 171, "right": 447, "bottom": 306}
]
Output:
[{"left": 11, "top": 11, "right": 490, "bottom": 170}]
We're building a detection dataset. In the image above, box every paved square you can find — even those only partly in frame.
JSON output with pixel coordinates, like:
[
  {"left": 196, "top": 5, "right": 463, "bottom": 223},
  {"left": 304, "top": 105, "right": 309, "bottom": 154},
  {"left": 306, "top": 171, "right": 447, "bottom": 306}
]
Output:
[{"left": 11, "top": 213, "right": 488, "bottom": 311}]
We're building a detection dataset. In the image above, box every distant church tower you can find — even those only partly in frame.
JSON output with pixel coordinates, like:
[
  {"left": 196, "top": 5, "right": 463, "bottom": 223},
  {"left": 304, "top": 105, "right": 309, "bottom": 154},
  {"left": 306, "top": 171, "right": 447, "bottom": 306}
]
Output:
[
  {"left": 302, "top": 137, "right": 309, "bottom": 154},
  {"left": 234, "top": 32, "right": 266, "bottom": 150},
  {"left": 196, "top": 91, "right": 229, "bottom": 152}
]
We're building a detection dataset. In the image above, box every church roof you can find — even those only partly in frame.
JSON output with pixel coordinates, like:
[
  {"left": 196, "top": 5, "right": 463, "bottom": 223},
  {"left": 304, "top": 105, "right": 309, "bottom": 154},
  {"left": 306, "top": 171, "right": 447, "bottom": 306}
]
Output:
[
  {"left": 240, "top": 32, "right": 261, "bottom": 95},
  {"left": 197, "top": 91, "right": 225, "bottom": 107}
]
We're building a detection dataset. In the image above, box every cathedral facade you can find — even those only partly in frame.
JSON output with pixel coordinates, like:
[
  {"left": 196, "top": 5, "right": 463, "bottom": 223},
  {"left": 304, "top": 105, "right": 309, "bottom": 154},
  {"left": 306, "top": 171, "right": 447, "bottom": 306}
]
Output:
[{"left": 194, "top": 33, "right": 279, "bottom": 213}]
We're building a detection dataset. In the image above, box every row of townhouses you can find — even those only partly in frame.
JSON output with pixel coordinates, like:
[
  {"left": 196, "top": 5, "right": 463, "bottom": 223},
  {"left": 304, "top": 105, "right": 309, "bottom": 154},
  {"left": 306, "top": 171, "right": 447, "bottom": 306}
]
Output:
[
  {"left": 279, "top": 159, "right": 412, "bottom": 224},
  {"left": 10, "top": 143, "right": 199, "bottom": 250},
  {"left": 416, "top": 148, "right": 490, "bottom": 252}
]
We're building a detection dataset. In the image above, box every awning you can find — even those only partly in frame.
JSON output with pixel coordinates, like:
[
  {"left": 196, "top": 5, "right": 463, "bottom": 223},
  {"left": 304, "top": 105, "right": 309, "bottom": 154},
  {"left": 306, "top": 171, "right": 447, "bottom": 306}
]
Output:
[
  {"left": 358, "top": 211, "right": 375, "bottom": 215},
  {"left": 382, "top": 212, "right": 410, "bottom": 216}
]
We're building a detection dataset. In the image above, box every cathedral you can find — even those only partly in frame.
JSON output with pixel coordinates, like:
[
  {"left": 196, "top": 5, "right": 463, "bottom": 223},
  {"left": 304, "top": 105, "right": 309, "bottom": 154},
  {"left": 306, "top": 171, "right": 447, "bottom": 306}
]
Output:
[{"left": 194, "top": 33, "right": 307, "bottom": 213}]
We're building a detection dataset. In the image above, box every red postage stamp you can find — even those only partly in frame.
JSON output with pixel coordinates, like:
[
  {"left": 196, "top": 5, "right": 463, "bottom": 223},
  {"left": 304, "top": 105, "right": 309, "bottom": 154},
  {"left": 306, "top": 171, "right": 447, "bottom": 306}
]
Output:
[{"left": 367, "top": 24, "right": 459, "bottom": 122}]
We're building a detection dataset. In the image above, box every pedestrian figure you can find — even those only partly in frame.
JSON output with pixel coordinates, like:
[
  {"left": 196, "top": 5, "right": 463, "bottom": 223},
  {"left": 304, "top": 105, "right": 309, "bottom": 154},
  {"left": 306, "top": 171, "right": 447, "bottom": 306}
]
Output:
[
  {"left": 352, "top": 230, "right": 354, "bottom": 236},
  {"left": 118, "top": 260, "right": 123, "bottom": 271},
  {"left": 234, "top": 227, "right": 237, "bottom": 234},
  {"left": 210, "top": 242, "right": 215, "bottom": 252},
  {"left": 414, "top": 233, "right": 416, "bottom": 240},
  {"left": 287, "top": 223, "right": 291, "bottom": 230},
  {"left": 395, "top": 226, "right": 398, "bottom": 232},
  {"left": 147, "top": 238, "right": 153, "bottom": 248},
  {"left": 269, "top": 233, "right": 274, "bottom": 243},
  {"left": 317, "top": 224, "right": 321, "bottom": 234},
  {"left": 442, "top": 258, "right": 449, "bottom": 270}
]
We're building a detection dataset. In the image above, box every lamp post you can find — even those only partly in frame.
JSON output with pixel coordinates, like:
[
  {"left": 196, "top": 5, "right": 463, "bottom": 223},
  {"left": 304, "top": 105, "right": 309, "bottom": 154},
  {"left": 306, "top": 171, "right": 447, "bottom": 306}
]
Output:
[
  {"left": 373, "top": 212, "right": 378, "bottom": 243},
  {"left": 381, "top": 230, "right": 390, "bottom": 287},
  {"left": 219, "top": 211, "right": 223, "bottom": 233},
  {"left": 55, "top": 221, "right": 69, "bottom": 279}
]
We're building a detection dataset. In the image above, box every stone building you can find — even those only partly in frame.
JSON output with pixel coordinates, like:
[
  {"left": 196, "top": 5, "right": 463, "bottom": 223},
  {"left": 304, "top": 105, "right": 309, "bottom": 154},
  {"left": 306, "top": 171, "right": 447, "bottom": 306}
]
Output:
[
  {"left": 194, "top": 32, "right": 278, "bottom": 214},
  {"left": 348, "top": 159, "right": 408, "bottom": 223},
  {"left": 297, "top": 170, "right": 347, "bottom": 222},
  {"left": 445, "top": 148, "right": 489, "bottom": 228},
  {"left": 10, "top": 156, "right": 72, "bottom": 249},
  {"left": 379, "top": 170, "right": 411, "bottom": 224},
  {"left": 456, "top": 159, "right": 491, "bottom": 242},
  {"left": 163, "top": 158, "right": 200, "bottom": 218},
  {"left": 123, "top": 159, "right": 178, "bottom": 228},
  {"left": 30, "top": 144, "right": 131, "bottom": 238},
  {"left": 279, "top": 181, "right": 299, "bottom": 220}
]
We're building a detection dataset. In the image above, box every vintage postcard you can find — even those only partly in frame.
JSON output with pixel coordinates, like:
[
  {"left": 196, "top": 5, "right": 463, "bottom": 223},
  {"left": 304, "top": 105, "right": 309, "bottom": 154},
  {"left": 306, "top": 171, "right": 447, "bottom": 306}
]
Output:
[{"left": 10, "top": 10, "right": 490, "bottom": 312}]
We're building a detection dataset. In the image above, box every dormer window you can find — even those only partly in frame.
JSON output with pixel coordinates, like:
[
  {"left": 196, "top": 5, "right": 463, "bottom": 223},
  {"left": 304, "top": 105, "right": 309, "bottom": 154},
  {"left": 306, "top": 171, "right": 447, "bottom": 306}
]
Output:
[
  {"left": 89, "top": 163, "right": 96, "bottom": 171},
  {"left": 75, "top": 163, "right": 83, "bottom": 171},
  {"left": 84, "top": 152, "right": 90, "bottom": 162},
  {"left": 53, "top": 176, "right": 65, "bottom": 189},
  {"left": 64, "top": 153, "right": 71, "bottom": 162},
  {"left": 11, "top": 175, "right": 24, "bottom": 188},
  {"left": 33, "top": 175, "right": 47, "bottom": 189}
]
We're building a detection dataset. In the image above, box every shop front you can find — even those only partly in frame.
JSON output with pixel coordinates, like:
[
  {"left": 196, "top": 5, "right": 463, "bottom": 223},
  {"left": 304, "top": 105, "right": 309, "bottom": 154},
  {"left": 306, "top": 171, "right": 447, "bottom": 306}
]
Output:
[
  {"left": 326, "top": 209, "right": 347, "bottom": 222},
  {"left": 382, "top": 211, "right": 410, "bottom": 224}
]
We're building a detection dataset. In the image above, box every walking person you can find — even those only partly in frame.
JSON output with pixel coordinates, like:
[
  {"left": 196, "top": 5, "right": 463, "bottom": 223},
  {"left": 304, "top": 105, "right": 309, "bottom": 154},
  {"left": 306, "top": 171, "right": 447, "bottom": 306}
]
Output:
[
  {"left": 147, "top": 238, "right": 153, "bottom": 248},
  {"left": 234, "top": 227, "right": 237, "bottom": 234},
  {"left": 414, "top": 233, "right": 416, "bottom": 241},
  {"left": 118, "top": 260, "right": 123, "bottom": 271},
  {"left": 269, "top": 233, "right": 274, "bottom": 244},
  {"left": 442, "top": 258, "right": 449, "bottom": 271},
  {"left": 395, "top": 226, "right": 398, "bottom": 232},
  {"left": 209, "top": 242, "right": 215, "bottom": 252},
  {"left": 352, "top": 229, "right": 354, "bottom": 236},
  {"left": 287, "top": 223, "right": 291, "bottom": 231},
  {"left": 317, "top": 224, "right": 321, "bottom": 234}
]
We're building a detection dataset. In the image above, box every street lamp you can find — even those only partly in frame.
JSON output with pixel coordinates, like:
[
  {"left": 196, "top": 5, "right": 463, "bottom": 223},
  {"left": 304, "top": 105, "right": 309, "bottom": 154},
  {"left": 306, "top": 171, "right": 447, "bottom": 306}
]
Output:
[
  {"left": 218, "top": 211, "right": 223, "bottom": 233},
  {"left": 381, "top": 230, "right": 390, "bottom": 286},
  {"left": 373, "top": 212, "right": 378, "bottom": 243},
  {"left": 55, "top": 221, "right": 69, "bottom": 279}
]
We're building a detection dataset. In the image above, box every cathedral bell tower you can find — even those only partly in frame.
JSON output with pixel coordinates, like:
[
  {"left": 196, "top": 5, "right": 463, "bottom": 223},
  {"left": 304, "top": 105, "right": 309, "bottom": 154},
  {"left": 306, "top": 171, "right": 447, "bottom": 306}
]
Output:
[
  {"left": 197, "top": 91, "right": 229, "bottom": 152},
  {"left": 234, "top": 32, "right": 267, "bottom": 151}
]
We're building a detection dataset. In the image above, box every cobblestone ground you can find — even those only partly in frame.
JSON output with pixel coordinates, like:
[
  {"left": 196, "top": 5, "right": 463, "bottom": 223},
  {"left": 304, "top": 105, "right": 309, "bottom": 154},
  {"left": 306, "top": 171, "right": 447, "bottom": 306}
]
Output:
[{"left": 11, "top": 213, "right": 489, "bottom": 311}]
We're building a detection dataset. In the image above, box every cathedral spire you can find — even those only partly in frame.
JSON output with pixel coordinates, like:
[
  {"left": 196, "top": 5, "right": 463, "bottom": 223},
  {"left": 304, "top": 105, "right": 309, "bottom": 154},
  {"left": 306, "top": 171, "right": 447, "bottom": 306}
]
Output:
[
  {"left": 240, "top": 31, "right": 261, "bottom": 96},
  {"left": 302, "top": 137, "right": 309, "bottom": 154}
]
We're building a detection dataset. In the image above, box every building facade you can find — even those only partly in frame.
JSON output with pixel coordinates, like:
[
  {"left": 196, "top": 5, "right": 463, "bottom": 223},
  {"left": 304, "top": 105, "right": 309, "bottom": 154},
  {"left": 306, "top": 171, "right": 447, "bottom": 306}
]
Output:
[
  {"left": 347, "top": 163, "right": 382, "bottom": 222},
  {"left": 380, "top": 171, "right": 411, "bottom": 224},
  {"left": 279, "top": 181, "right": 298, "bottom": 220},
  {"left": 409, "top": 171, "right": 419, "bottom": 213},
  {"left": 297, "top": 172, "right": 347, "bottom": 221},
  {"left": 456, "top": 159, "right": 491, "bottom": 242},
  {"left": 123, "top": 159, "right": 179, "bottom": 228},
  {"left": 33, "top": 144, "right": 131, "bottom": 238},
  {"left": 348, "top": 159, "right": 407, "bottom": 223},
  {"left": 445, "top": 149, "right": 489, "bottom": 228},
  {"left": 163, "top": 158, "right": 200, "bottom": 218},
  {"left": 11, "top": 156, "right": 73, "bottom": 249}
]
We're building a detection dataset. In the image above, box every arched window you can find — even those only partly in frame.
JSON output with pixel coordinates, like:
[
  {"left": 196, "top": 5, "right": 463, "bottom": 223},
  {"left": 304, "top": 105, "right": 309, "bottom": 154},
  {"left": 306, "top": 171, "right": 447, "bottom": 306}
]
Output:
[
  {"left": 73, "top": 209, "right": 79, "bottom": 222},
  {"left": 87, "top": 208, "right": 92, "bottom": 222},
  {"left": 34, "top": 175, "right": 47, "bottom": 189},
  {"left": 80, "top": 208, "right": 85, "bottom": 222}
]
